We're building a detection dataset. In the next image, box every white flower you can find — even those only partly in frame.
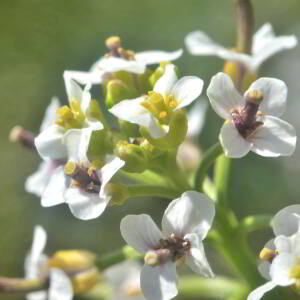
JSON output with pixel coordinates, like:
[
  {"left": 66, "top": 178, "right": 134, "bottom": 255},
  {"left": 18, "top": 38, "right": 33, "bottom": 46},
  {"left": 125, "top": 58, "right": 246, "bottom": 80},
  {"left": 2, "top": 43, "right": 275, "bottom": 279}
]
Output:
[
  {"left": 109, "top": 64, "right": 204, "bottom": 139},
  {"left": 120, "top": 191, "right": 215, "bottom": 300},
  {"left": 207, "top": 72, "right": 296, "bottom": 158},
  {"left": 248, "top": 205, "right": 300, "bottom": 300},
  {"left": 185, "top": 23, "right": 297, "bottom": 72},
  {"left": 41, "top": 127, "right": 125, "bottom": 220},
  {"left": 35, "top": 75, "right": 102, "bottom": 161},
  {"left": 25, "top": 226, "right": 73, "bottom": 300},
  {"left": 64, "top": 46, "right": 183, "bottom": 86},
  {"left": 25, "top": 97, "right": 63, "bottom": 197},
  {"left": 104, "top": 261, "right": 145, "bottom": 300}
]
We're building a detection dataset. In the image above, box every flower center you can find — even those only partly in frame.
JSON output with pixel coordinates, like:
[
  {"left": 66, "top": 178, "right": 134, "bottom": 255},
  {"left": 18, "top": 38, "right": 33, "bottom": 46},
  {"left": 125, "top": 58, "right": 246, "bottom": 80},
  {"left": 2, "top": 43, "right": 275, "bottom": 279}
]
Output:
[
  {"left": 231, "top": 90, "right": 264, "bottom": 139},
  {"left": 105, "top": 36, "right": 135, "bottom": 61},
  {"left": 64, "top": 161, "right": 101, "bottom": 193},
  {"left": 140, "top": 91, "right": 177, "bottom": 125},
  {"left": 55, "top": 99, "right": 86, "bottom": 130},
  {"left": 144, "top": 233, "right": 191, "bottom": 266}
]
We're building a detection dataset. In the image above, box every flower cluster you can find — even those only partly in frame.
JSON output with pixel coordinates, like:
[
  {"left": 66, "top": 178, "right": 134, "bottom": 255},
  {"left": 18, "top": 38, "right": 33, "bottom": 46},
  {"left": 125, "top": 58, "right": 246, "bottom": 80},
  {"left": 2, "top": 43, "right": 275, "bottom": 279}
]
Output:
[{"left": 6, "top": 4, "right": 300, "bottom": 300}]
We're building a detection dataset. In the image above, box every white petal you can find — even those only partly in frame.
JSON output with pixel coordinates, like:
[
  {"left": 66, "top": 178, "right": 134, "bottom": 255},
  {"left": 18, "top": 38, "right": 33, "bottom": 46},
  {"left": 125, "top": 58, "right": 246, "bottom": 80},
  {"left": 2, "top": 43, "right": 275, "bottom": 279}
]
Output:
[
  {"left": 63, "top": 70, "right": 104, "bottom": 85},
  {"left": 25, "top": 161, "right": 57, "bottom": 197},
  {"left": 154, "top": 64, "right": 178, "bottom": 96},
  {"left": 171, "top": 76, "right": 203, "bottom": 110},
  {"left": 120, "top": 214, "right": 163, "bottom": 253},
  {"left": 252, "top": 23, "right": 297, "bottom": 70},
  {"left": 135, "top": 49, "right": 183, "bottom": 65},
  {"left": 41, "top": 166, "right": 68, "bottom": 207},
  {"left": 26, "top": 291, "right": 47, "bottom": 300},
  {"left": 63, "top": 128, "right": 93, "bottom": 164},
  {"left": 109, "top": 98, "right": 164, "bottom": 139},
  {"left": 185, "top": 31, "right": 252, "bottom": 67},
  {"left": 252, "top": 116, "right": 296, "bottom": 157},
  {"left": 98, "top": 156, "right": 125, "bottom": 199},
  {"left": 80, "top": 85, "right": 92, "bottom": 114},
  {"left": 184, "top": 233, "right": 214, "bottom": 277},
  {"left": 140, "top": 262, "right": 178, "bottom": 300},
  {"left": 40, "top": 97, "right": 60, "bottom": 132},
  {"left": 246, "top": 78, "right": 287, "bottom": 117},
  {"left": 272, "top": 205, "right": 300, "bottom": 236},
  {"left": 186, "top": 98, "right": 208, "bottom": 138},
  {"left": 96, "top": 57, "right": 146, "bottom": 74},
  {"left": 219, "top": 121, "right": 251, "bottom": 158},
  {"left": 274, "top": 235, "right": 292, "bottom": 254},
  {"left": 65, "top": 188, "right": 106, "bottom": 220},
  {"left": 35, "top": 125, "right": 66, "bottom": 160},
  {"left": 30, "top": 226, "right": 47, "bottom": 262},
  {"left": 247, "top": 281, "right": 277, "bottom": 300},
  {"left": 162, "top": 191, "right": 215, "bottom": 239},
  {"left": 63, "top": 73, "right": 83, "bottom": 103},
  {"left": 270, "top": 253, "right": 296, "bottom": 286},
  {"left": 48, "top": 269, "right": 73, "bottom": 300},
  {"left": 258, "top": 239, "right": 275, "bottom": 280},
  {"left": 207, "top": 72, "right": 244, "bottom": 120}
]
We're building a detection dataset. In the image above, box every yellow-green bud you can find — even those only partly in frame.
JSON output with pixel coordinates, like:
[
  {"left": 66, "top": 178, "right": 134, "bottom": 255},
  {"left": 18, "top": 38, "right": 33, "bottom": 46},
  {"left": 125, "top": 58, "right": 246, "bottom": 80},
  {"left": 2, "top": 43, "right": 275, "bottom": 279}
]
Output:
[
  {"left": 72, "top": 267, "right": 99, "bottom": 294},
  {"left": 140, "top": 109, "right": 188, "bottom": 150},
  {"left": 106, "top": 183, "right": 129, "bottom": 206},
  {"left": 223, "top": 61, "right": 257, "bottom": 92},
  {"left": 114, "top": 141, "right": 148, "bottom": 173},
  {"left": 48, "top": 250, "right": 97, "bottom": 273},
  {"left": 105, "top": 79, "right": 135, "bottom": 108},
  {"left": 118, "top": 120, "right": 140, "bottom": 138}
]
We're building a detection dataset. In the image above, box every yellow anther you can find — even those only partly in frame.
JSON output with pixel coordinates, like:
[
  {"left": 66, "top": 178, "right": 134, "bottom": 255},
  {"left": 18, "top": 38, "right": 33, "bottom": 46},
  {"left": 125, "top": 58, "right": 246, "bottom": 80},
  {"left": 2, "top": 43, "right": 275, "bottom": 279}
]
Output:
[
  {"left": 289, "top": 265, "right": 300, "bottom": 279},
  {"left": 105, "top": 36, "right": 121, "bottom": 50},
  {"left": 159, "top": 111, "right": 168, "bottom": 119},
  {"left": 259, "top": 248, "right": 276, "bottom": 261},
  {"left": 64, "top": 161, "right": 77, "bottom": 176},
  {"left": 70, "top": 99, "right": 82, "bottom": 113},
  {"left": 148, "top": 91, "right": 164, "bottom": 104},
  {"left": 57, "top": 106, "right": 74, "bottom": 121},
  {"left": 87, "top": 167, "right": 96, "bottom": 177},
  {"left": 140, "top": 101, "right": 158, "bottom": 116},
  {"left": 144, "top": 251, "right": 159, "bottom": 266},
  {"left": 165, "top": 95, "right": 177, "bottom": 109},
  {"left": 246, "top": 90, "right": 264, "bottom": 104},
  {"left": 55, "top": 119, "right": 65, "bottom": 127}
]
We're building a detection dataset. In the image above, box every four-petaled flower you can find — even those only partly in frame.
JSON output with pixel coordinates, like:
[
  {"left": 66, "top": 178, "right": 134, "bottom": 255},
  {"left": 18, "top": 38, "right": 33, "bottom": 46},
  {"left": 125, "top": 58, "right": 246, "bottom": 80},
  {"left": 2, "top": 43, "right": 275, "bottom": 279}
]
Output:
[
  {"left": 207, "top": 72, "right": 296, "bottom": 158},
  {"left": 25, "top": 226, "right": 73, "bottom": 300},
  {"left": 185, "top": 23, "right": 297, "bottom": 72},
  {"left": 41, "top": 127, "right": 125, "bottom": 220},
  {"left": 64, "top": 36, "right": 183, "bottom": 86},
  {"left": 109, "top": 64, "right": 204, "bottom": 139},
  {"left": 120, "top": 191, "right": 215, "bottom": 300},
  {"left": 248, "top": 205, "right": 300, "bottom": 300}
]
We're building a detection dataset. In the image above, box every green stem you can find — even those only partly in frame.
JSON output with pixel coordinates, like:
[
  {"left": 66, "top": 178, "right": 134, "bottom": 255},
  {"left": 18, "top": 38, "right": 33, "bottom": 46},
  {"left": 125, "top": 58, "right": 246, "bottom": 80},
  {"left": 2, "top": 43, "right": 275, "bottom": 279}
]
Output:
[
  {"left": 179, "top": 276, "right": 248, "bottom": 299},
  {"left": 95, "top": 246, "right": 141, "bottom": 271},
  {"left": 214, "top": 154, "right": 232, "bottom": 208},
  {"left": 195, "top": 142, "right": 223, "bottom": 192},
  {"left": 127, "top": 184, "right": 182, "bottom": 200},
  {"left": 214, "top": 207, "right": 263, "bottom": 289},
  {"left": 0, "top": 277, "right": 47, "bottom": 294}
]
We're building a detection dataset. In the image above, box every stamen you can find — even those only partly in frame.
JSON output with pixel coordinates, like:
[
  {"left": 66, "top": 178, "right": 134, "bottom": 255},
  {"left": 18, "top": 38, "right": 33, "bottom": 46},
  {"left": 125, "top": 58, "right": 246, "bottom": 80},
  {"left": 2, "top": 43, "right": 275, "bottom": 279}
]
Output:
[
  {"left": 159, "top": 111, "right": 167, "bottom": 119},
  {"left": 259, "top": 248, "right": 277, "bottom": 262},
  {"left": 105, "top": 36, "right": 121, "bottom": 51},
  {"left": 9, "top": 126, "right": 36, "bottom": 150}
]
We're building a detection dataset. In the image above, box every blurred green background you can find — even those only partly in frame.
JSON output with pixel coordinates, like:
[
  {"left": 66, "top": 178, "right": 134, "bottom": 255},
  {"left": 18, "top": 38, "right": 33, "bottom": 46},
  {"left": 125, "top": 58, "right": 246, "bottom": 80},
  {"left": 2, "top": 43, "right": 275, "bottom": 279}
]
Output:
[{"left": 0, "top": 0, "right": 300, "bottom": 299}]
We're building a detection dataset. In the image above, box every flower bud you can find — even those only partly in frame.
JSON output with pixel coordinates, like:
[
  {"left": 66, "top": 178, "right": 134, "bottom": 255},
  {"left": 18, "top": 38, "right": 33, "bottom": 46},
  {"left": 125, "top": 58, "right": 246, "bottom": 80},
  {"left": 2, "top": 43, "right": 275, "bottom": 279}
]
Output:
[
  {"left": 72, "top": 267, "right": 99, "bottom": 294},
  {"left": 140, "top": 109, "right": 188, "bottom": 150},
  {"left": 105, "top": 183, "right": 129, "bottom": 206},
  {"left": 114, "top": 141, "right": 148, "bottom": 173},
  {"left": 118, "top": 120, "right": 140, "bottom": 138},
  {"left": 223, "top": 61, "right": 256, "bottom": 92},
  {"left": 105, "top": 79, "right": 135, "bottom": 108},
  {"left": 48, "top": 250, "right": 97, "bottom": 273}
]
